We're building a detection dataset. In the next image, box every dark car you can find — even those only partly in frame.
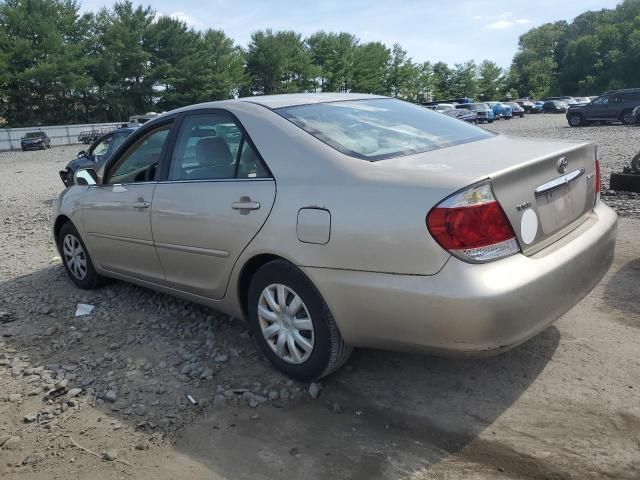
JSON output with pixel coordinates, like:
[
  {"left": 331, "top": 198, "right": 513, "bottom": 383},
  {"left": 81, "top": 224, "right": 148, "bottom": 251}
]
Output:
[
  {"left": 566, "top": 88, "right": 640, "bottom": 127},
  {"left": 21, "top": 131, "right": 51, "bottom": 151},
  {"left": 515, "top": 99, "right": 535, "bottom": 112},
  {"left": 455, "top": 103, "right": 494, "bottom": 123},
  {"left": 442, "top": 108, "right": 477, "bottom": 124},
  {"left": 506, "top": 102, "right": 525, "bottom": 118},
  {"left": 60, "top": 127, "right": 137, "bottom": 187},
  {"left": 543, "top": 100, "right": 568, "bottom": 113}
]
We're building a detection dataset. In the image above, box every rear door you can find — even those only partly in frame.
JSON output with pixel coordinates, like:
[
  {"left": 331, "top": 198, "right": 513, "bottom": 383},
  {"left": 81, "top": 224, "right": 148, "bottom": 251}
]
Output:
[{"left": 151, "top": 111, "right": 276, "bottom": 299}]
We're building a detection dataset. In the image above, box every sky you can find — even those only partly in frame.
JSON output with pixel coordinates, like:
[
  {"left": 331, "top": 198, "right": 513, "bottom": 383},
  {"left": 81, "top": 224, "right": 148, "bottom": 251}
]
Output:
[{"left": 79, "top": 0, "right": 623, "bottom": 68}]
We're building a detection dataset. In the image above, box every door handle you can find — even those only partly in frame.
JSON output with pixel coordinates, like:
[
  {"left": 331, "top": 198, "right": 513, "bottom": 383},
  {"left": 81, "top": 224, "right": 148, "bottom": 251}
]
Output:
[
  {"left": 132, "top": 201, "right": 150, "bottom": 209},
  {"left": 231, "top": 197, "right": 260, "bottom": 211}
]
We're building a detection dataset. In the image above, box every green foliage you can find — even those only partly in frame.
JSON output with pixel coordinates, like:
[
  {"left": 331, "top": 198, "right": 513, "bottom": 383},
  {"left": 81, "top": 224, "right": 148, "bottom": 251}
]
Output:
[
  {"left": 2, "top": 0, "right": 638, "bottom": 126},
  {"left": 511, "top": 0, "right": 640, "bottom": 97}
]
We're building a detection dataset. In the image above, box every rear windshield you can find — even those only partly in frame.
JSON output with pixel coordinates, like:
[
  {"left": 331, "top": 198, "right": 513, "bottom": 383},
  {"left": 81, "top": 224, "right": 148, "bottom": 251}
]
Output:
[
  {"left": 25, "top": 132, "right": 43, "bottom": 138},
  {"left": 467, "top": 103, "right": 488, "bottom": 110},
  {"left": 275, "top": 98, "right": 492, "bottom": 161}
]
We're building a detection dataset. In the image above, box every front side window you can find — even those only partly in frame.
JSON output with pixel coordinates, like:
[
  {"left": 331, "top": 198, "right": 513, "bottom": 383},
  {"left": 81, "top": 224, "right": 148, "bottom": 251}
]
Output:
[
  {"left": 106, "top": 124, "right": 171, "bottom": 184},
  {"left": 168, "top": 113, "right": 269, "bottom": 181},
  {"left": 592, "top": 96, "right": 609, "bottom": 105},
  {"left": 91, "top": 136, "right": 112, "bottom": 157},
  {"left": 276, "top": 98, "right": 492, "bottom": 161}
]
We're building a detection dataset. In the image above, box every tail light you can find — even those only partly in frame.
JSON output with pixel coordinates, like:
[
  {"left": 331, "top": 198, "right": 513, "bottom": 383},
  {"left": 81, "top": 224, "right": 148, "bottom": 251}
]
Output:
[
  {"left": 595, "top": 158, "right": 601, "bottom": 196},
  {"left": 427, "top": 182, "right": 520, "bottom": 263}
]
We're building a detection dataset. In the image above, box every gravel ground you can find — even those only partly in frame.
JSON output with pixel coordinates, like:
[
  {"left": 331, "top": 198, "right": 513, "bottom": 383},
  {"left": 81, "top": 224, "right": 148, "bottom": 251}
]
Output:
[
  {"left": 482, "top": 113, "right": 640, "bottom": 218},
  {"left": 0, "top": 132, "right": 639, "bottom": 480}
]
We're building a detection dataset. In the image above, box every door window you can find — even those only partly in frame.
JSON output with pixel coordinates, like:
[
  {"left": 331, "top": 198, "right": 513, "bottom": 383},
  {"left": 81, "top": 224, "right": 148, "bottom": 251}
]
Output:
[
  {"left": 106, "top": 124, "right": 171, "bottom": 185},
  {"left": 168, "top": 113, "right": 269, "bottom": 181},
  {"left": 91, "top": 136, "right": 112, "bottom": 157},
  {"left": 592, "top": 96, "right": 609, "bottom": 105}
]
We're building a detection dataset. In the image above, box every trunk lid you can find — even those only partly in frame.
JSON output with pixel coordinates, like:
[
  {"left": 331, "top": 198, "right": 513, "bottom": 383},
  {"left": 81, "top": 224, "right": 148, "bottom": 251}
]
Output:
[{"left": 378, "top": 135, "right": 598, "bottom": 255}]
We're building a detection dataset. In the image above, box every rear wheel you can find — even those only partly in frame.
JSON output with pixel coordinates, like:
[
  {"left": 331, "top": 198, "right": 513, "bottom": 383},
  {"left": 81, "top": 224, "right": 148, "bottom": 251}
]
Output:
[
  {"left": 59, "top": 222, "right": 107, "bottom": 289},
  {"left": 568, "top": 113, "right": 583, "bottom": 127},
  {"left": 621, "top": 110, "right": 634, "bottom": 125},
  {"left": 247, "top": 260, "right": 352, "bottom": 381}
]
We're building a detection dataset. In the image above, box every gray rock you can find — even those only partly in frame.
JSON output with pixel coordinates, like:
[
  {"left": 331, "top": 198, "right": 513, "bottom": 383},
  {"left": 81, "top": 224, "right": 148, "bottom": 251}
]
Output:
[
  {"left": 213, "top": 394, "right": 226, "bottom": 407},
  {"left": 0, "top": 434, "right": 12, "bottom": 448},
  {"left": 309, "top": 382, "right": 322, "bottom": 399},
  {"left": 102, "top": 449, "right": 118, "bottom": 461},
  {"left": 200, "top": 367, "right": 214, "bottom": 379},
  {"left": 134, "top": 404, "right": 146, "bottom": 416},
  {"left": 27, "top": 387, "right": 42, "bottom": 396},
  {"left": 22, "top": 452, "right": 45, "bottom": 465},
  {"left": 135, "top": 440, "right": 150, "bottom": 451},
  {"left": 67, "top": 388, "right": 82, "bottom": 397},
  {"left": 268, "top": 390, "right": 279, "bottom": 401},
  {"left": 8, "top": 393, "right": 22, "bottom": 402},
  {"left": 44, "top": 327, "right": 58, "bottom": 336},
  {"left": 2, "top": 436, "right": 21, "bottom": 450},
  {"left": 23, "top": 413, "right": 38, "bottom": 423},
  {"left": 105, "top": 390, "right": 117, "bottom": 402},
  {"left": 214, "top": 353, "right": 229, "bottom": 363}
]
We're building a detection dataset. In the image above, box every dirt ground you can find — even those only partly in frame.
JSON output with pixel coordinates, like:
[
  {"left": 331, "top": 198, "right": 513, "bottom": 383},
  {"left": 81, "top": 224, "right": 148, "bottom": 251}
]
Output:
[{"left": 1, "top": 114, "right": 639, "bottom": 479}]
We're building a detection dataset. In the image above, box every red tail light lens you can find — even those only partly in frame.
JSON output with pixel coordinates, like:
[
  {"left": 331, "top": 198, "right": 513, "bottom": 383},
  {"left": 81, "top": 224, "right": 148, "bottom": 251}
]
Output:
[
  {"left": 427, "top": 182, "right": 520, "bottom": 262},
  {"left": 595, "top": 159, "right": 601, "bottom": 194}
]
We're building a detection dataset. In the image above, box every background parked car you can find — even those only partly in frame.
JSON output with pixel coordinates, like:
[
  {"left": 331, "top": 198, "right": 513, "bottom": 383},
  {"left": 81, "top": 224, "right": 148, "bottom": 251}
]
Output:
[
  {"left": 543, "top": 100, "right": 568, "bottom": 113},
  {"left": 506, "top": 102, "right": 525, "bottom": 118},
  {"left": 21, "top": 131, "right": 50, "bottom": 151},
  {"left": 59, "top": 126, "right": 138, "bottom": 187},
  {"left": 545, "top": 96, "right": 578, "bottom": 105},
  {"left": 455, "top": 103, "right": 494, "bottom": 123},
  {"left": 515, "top": 99, "right": 535, "bottom": 112},
  {"left": 487, "top": 101, "right": 513, "bottom": 120},
  {"left": 434, "top": 103, "right": 457, "bottom": 111},
  {"left": 566, "top": 88, "right": 640, "bottom": 127},
  {"left": 442, "top": 107, "right": 477, "bottom": 124},
  {"left": 532, "top": 101, "right": 545, "bottom": 113}
]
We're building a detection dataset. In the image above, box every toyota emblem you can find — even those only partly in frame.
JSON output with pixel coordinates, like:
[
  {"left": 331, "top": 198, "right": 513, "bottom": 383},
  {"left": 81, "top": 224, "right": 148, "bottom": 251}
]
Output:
[{"left": 557, "top": 157, "right": 568, "bottom": 174}]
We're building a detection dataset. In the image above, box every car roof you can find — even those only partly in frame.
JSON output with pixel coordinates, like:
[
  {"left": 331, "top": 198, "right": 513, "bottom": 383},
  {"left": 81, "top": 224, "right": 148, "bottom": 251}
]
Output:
[
  {"left": 604, "top": 88, "right": 640, "bottom": 94},
  {"left": 237, "top": 93, "right": 387, "bottom": 109}
]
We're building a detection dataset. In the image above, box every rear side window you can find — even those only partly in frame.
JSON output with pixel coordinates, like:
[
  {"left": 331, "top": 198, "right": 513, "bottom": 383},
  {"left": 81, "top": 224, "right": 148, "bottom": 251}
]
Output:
[{"left": 276, "top": 99, "right": 492, "bottom": 161}]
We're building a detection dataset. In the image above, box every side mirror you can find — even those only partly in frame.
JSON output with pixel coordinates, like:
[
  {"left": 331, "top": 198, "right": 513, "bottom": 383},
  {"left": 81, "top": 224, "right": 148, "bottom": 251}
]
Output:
[
  {"left": 77, "top": 150, "right": 87, "bottom": 158},
  {"left": 74, "top": 168, "right": 98, "bottom": 186}
]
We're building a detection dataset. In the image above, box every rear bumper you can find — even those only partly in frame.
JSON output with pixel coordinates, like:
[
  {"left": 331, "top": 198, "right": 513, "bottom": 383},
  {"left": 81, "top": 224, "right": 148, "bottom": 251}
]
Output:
[{"left": 303, "top": 202, "right": 617, "bottom": 356}]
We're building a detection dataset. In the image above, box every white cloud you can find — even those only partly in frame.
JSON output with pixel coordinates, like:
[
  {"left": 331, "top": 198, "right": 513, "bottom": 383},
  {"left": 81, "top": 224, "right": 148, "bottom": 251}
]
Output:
[
  {"left": 487, "top": 18, "right": 531, "bottom": 29},
  {"left": 497, "top": 12, "right": 513, "bottom": 18},
  {"left": 155, "top": 11, "right": 203, "bottom": 27}
]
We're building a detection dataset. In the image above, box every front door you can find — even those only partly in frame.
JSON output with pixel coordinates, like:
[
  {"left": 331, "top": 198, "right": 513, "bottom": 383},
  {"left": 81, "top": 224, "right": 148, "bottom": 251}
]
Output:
[
  {"left": 82, "top": 122, "right": 173, "bottom": 282},
  {"left": 587, "top": 94, "right": 612, "bottom": 120},
  {"left": 151, "top": 112, "right": 276, "bottom": 299}
]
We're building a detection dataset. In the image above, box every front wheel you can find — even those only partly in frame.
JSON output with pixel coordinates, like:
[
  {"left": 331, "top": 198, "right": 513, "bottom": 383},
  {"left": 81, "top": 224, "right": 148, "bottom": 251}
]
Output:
[
  {"left": 568, "top": 113, "right": 583, "bottom": 127},
  {"left": 59, "top": 222, "right": 107, "bottom": 289},
  {"left": 621, "top": 110, "right": 634, "bottom": 125},
  {"left": 248, "top": 260, "right": 352, "bottom": 381}
]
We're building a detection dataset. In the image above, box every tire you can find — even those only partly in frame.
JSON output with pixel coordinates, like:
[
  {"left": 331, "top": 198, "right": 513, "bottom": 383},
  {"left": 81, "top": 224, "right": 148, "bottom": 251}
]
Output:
[
  {"left": 247, "top": 260, "right": 352, "bottom": 381},
  {"left": 621, "top": 110, "right": 634, "bottom": 125},
  {"left": 568, "top": 113, "right": 583, "bottom": 127},
  {"left": 631, "top": 151, "right": 640, "bottom": 173},
  {"left": 58, "top": 222, "right": 107, "bottom": 290}
]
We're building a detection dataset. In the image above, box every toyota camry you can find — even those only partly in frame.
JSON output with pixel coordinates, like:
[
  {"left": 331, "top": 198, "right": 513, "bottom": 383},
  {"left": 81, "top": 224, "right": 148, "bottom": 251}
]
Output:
[{"left": 53, "top": 93, "right": 617, "bottom": 380}]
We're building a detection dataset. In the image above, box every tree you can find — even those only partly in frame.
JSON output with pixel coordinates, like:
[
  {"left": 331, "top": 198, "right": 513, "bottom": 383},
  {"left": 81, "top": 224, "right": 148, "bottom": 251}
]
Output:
[
  {"left": 246, "top": 29, "right": 315, "bottom": 95},
  {"left": 0, "top": 0, "right": 90, "bottom": 126},
  {"left": 307, "top": 31, "right": 358, "bottom": 92},
  {"left": 385, "top": 43, "right": 414, "bottom": 98},
  {"left": 449, "top": 60, "right": 478, "bottom": 98},
  {"left": 351, "top": 42, "right": 391, "bottom": 95},
  {"left": 431, "top": 62, "right": 452, "bottom": 100},
  {"left": 477, "top": 60, "right": 504, "bottom": 100}
]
